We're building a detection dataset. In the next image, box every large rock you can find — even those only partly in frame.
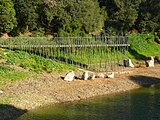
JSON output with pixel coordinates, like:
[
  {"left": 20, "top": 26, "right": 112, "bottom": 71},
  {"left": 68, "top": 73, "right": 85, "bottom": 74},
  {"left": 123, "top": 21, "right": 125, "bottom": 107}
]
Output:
[
  {"left": 0, "top": 90, "right": 4, "bottom": 94},
  {"left": 107, "top": 72, "right": 114, "bottom": 79},
  {"left": 64, "top": 71, "right": 75, "bottom": 81},
  {"left": 82, "top": 71, "right": 89, "bottom": 80},
  {"left": 89, "top": 73, "right": 96, "bottom": 80},
  {"left": 96, "top": 73, "right": 105, "bottom": 78},
  {"left": 123, "top": 59, "right": 134, "bottom": 68},
  {"left": 145, "top": 56, "right": 154, "bottom": 67},
  {"left": 154, "top": 56, "right": 160, "bottom": 63}
]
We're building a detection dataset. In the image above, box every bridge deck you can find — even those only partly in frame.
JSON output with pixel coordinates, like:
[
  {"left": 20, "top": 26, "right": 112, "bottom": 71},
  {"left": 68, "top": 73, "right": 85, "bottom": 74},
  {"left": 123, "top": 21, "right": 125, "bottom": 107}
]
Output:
[{"left": 0, "top": 44, "right": 130, "bottom": 48}]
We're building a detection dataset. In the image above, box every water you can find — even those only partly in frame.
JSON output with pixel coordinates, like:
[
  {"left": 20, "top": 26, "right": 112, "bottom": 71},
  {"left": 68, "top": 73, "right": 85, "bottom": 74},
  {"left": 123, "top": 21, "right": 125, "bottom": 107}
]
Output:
[{"left": 18, "top": 85, "right": 160, "bottom": 120}]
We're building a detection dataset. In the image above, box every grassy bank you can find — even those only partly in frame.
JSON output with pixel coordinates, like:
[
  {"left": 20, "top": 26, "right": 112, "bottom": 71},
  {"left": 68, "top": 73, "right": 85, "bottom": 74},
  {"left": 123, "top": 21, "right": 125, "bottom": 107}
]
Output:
[
  {"left": 128, "top": 33, "right": 160, "bottom": 60},
  {"left": 0, "top": 49, "right": 76, "bottom": 87},
  {"left": 0, "top": 33, "right": 159, "bottom": 87},
  {"left": 0, "top": 36, "right": 129, "bottom": 71},
  {"left": 0, "top": 33, "right": 160, "bottom": 114}
]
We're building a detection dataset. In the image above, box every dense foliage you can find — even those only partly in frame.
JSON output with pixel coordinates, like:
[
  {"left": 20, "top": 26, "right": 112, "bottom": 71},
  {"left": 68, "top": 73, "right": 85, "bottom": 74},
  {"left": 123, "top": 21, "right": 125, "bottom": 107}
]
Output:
[
  {"left": 0, "top": 0, "right": 16, "bottom": 33},
  {"left": 0, "top": 0, "right": 159, "bottom": 36}
]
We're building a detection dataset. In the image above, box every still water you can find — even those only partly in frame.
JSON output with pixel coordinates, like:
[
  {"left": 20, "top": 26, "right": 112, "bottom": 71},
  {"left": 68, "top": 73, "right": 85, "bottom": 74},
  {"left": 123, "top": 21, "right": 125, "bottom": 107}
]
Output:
[{"left": 18, "top": 85, "right": 160, "bottom": 120}]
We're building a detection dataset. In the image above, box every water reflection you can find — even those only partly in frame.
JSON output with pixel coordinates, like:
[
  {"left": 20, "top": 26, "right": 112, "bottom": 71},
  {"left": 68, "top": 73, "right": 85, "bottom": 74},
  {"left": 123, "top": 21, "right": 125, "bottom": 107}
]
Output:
[{"left": 18, "top": 86, "right": 160, "bottom": 120}]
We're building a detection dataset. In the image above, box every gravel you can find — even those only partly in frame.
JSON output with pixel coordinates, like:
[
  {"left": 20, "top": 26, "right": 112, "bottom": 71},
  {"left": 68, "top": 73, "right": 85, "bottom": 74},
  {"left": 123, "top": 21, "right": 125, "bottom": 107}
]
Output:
[{"left": 1, "top": 64, "right": 160, "bottom": 110}]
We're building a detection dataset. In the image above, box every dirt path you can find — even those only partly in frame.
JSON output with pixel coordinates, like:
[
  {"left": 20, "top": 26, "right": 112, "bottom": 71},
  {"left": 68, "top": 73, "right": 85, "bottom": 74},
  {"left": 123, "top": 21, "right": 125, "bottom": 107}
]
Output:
[{"left": 0, "top": 64, "right": 160, "bottom": 110}]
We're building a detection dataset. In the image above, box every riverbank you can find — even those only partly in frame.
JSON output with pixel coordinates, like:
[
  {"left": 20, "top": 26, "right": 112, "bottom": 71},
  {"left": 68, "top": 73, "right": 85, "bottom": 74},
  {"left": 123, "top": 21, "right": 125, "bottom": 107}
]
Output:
[{"left": 0, "top": 64, "right": 160, "bottom": 110}]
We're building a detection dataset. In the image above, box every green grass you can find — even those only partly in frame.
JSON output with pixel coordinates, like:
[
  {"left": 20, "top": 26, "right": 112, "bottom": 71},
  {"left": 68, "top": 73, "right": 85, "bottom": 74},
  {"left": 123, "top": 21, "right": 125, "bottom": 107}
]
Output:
[
  {"left": 0, "top": 65, "right": 29, "bottom": 87},
  {"left": 128, "top": 33, "right": 160, "bottom": 60},
  {"left": 0, "top": 36, "right": 128, "bottom": 70},
  {"left": 0, "top": 48, "right": 77, "bottom": 87},
  {"left": 0, "top": 72, "right": 29, "bottom": 87},
  {"left": 0, "top": 33, "right": 159, "bottom": 87},
  {"left": 0, "top": 66, "right": 14, "bottom": 74},
  {"left": 0, "top": 49, "right": 77, "bottom": 73},
  {"left": 0, "top": 33, "right": 159, "bottom": 72}
]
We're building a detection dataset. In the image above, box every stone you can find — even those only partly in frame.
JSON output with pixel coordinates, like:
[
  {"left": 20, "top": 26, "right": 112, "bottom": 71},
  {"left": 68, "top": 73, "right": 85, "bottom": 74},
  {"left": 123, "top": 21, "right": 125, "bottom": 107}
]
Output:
[
  {"left": 64, "top": 71, "right": 75, "bottom": 81},
  {"left": 123, "top": 60, "right": 128, "bottom": 67},
  {"left": 107, "top": 72, "right": 114, "bottom": 78},
  {"left": 82, "top": 71, "right": 89, "bottom": 80},
  {"left": 123, "top": 59, "right": 134, "bottom": 68},
  {"left": 89, "top": 73, "right": 96, "bottom": 80},
  {"left": 128, "top": 59, "right": 134, "bottom": 68},
  {"left": 154, "top": 56, "right": 160, "bottom": 63},
  {"left": 145, "top": 56, "right": 154, "bottom": 67},
  {"left": 96, "top": 73, "right": 105, "bottom": 78},
  {"left": 0, "top": 90, "right": 4, "bottom": 94}
]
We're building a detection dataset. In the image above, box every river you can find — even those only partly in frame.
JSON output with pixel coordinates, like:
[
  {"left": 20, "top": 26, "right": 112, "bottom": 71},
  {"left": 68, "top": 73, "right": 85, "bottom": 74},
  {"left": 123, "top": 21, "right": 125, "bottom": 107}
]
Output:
[{"left": 17, "top": 84, "right": 160, "bottom": 120}]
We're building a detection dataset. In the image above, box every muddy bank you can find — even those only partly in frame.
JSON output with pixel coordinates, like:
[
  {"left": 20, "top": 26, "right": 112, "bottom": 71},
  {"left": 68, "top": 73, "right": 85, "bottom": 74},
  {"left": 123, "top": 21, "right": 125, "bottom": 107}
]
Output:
[{"left": 0, "top": 65, "right": 160, "bottom": 110}]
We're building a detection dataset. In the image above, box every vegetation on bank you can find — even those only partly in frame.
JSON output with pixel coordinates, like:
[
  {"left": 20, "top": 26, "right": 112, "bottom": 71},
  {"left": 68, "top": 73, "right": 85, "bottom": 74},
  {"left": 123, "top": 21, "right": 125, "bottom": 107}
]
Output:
[
  {"left": 0, "top": 48, "right": 76, "bottom": 87},
  {"left": 0, "top": 0, "right": 160, "bottom": 113},
  {"left": 0, "top": 67, "right": 28, "bottom": 87},
  {"left": 0, "top": 33, "right": 159, "bottom": 61},
  {"left": 0, "top": 33, "right": 159, "bottom": 87},
  {"left": 0, "top": 33, "right": 159, "bottom": 110},
  {"left": 129, "top": 33, "right": 160, "bottom": 60}
]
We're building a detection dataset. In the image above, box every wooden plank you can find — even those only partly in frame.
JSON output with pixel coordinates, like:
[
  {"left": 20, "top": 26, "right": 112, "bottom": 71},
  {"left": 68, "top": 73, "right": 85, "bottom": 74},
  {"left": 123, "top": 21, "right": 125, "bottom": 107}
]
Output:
[{"left": 0, "top": 44, "right": 130, "bottom": 48}]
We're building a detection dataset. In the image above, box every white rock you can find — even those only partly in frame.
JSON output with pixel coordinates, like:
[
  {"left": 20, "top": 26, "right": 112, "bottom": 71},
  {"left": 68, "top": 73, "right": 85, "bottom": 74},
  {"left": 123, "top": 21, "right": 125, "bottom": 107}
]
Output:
[
  {"left": 96, "top": 73, "right": 105, "bottom": 78},
  {"left": 64, "top": 71, "right": 75, "bottom": 81},
  {"left": 107, "top": 72, "right": 114, "bottom": 78},
  {"left": 82, "top": 71, "right": 89, "bottom": 80},
  {"left": 146, "top": 56, "right": 154, "bottom": 67},
  {"left": 146, "top": 60, "right": 154, "bottom": 67},
  {"left": 0, "top": 90, "right": 4, "bottom": 94},
  {"left": 128, "top": 59, "right": 134, "bottom": 68},
  {"left": 124, "top": 59, "right": 134, "bottom": 68}
]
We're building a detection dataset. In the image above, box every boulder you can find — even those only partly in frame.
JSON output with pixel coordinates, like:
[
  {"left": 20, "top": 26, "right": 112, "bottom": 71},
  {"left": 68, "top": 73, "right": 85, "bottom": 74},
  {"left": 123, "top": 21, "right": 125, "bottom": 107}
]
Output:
[
  {"left": 123, "top": 59, "right": 134, "bottom": 68},
  {"left": 154, "top": 56, "right": 160, "bottom": 63},
  {"left": 145, "top": 56, "right": 154, "bottom": 67},
  {"left": 96, "top": 73, "right": 105, "bottom": 78},
  {"left": 64, "top": 71, "right": 75, "bottom": 81},
  {"left": 89, "top": 73, "right": 96, "bottom": 80},
  {"left": 0, "top": 90, "right": 4, "bottom": 94},
  {"left": 107, "top": 72, "right": 114, "bottom": 78},
  {"left": 82, "top": 71, "right": 89, "bottom": 80}
]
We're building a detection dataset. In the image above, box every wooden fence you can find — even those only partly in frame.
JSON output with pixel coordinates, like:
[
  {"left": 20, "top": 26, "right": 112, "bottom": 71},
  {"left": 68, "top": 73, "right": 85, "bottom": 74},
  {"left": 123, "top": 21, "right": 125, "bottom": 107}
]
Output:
[{"left": 0, "top": 36, "right": 130, "bottom": 72}]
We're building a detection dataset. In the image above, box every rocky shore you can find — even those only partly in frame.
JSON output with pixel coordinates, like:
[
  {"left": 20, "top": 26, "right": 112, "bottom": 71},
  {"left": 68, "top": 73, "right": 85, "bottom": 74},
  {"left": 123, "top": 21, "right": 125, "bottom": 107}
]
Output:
[{"left": 0, "top": 64, "right": 160, "bottom": 110}]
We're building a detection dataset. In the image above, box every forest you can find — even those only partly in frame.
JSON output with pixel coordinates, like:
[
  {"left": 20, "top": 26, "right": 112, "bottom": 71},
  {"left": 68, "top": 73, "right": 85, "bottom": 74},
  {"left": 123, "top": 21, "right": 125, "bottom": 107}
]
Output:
[{"left": 0, "top": 0, "right": 160, "bottom": 36}]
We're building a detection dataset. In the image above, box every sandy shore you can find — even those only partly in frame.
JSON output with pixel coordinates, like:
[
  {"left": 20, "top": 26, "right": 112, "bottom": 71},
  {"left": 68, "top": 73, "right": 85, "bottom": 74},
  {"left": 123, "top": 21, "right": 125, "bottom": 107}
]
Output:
[{"left": 1, "top": 64, "right": 160, "bottom": 110}]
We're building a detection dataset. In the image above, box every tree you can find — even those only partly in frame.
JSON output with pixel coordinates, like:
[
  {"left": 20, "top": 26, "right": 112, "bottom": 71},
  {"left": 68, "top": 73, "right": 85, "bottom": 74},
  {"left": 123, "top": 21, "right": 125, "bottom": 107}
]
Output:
[
  {"left": 38, "top": 0, "right": 105, "bottom": 35},
  {"left": 0, "top": 0, "right": 16, "bottom": 33},
  {"left": 12, "top": 0, "right": 40, "bottom": 33},
  {"left": 66, "top": 0, "right": 105, "bottom": 34},
  {"left": 100, "top": 0, "right": 141, "bottom": 33},
  {"left": 36, "top": 0, "right": 65, "bottom": 34},
  {"left": 136, "top": 0, "right": 160, "bottom": 32}
]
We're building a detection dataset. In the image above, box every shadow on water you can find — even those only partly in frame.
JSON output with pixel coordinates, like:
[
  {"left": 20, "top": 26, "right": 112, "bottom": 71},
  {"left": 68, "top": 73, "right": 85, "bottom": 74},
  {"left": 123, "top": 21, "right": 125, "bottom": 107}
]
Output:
[
  {"left": 0, "top": 104, "right": 27, "bottom": 120},
  {"left": 129, "top": 75, "right": 160, "bottom": 87}
]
